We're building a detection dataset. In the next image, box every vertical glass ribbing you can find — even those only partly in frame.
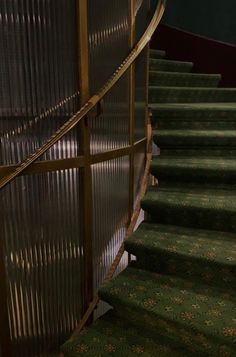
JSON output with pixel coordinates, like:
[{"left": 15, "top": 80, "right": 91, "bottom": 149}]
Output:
[
  {"left": 92, "top": 157, "right": 130, "bottom": 292},
  {"left": 134, "top": 150, "right": 146, "bottom": 205},
  {"left": 88, "top": 0, "right": 130, "bottom": 154},
  {"left": 0, "top": 0, "right": 151, "bottom": 354},
  {"left": 0, "top": 0, "right": 79, "bottom": 166},
  {"left": 87, "top": 0, "right": 131, "bottom": 300},
  {"left": 1, "top": 2, "right": 82, "bottom": 355},
  {"left": 134, "top": 0, "right": 149, "bottom": 141},
  {"left": 2, "top": 169, "right": 83, "bottom": 357},
  {"left": 0, "top": 0, "right": 78, "bottom": 116}
]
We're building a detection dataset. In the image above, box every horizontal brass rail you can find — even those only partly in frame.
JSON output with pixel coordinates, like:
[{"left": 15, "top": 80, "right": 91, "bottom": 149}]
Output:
[
  {"left": 0, "top": 139, "right": 146, "bottom": 178},
  {"left": 0, "top": 0, "right": 166, "bottom": 190},
  {"left": 71, "top": 120, "right": 153, "bottom": 337}
]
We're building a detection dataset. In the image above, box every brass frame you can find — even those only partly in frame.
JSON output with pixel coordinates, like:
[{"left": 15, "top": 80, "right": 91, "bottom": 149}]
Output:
[
  {"left": 128, "top": 0, "right": 136, "bottom": 245},
  {"left": 0, "top": 1, "right": 167, "bottom": 354},
  {"left": 76, "top": 0, "right": 94, "bottom": 317},
  {"left": 0, "top": 139, "right": 147, "bottom": 179},
  {"left": 0, "top": 0, "right": 166, "bottom": 190}
]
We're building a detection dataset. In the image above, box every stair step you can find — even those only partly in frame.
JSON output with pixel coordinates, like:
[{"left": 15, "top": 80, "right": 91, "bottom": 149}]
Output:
[
  {"left": 150, "top": 103, "right": 236, "bottom": 129},
  {"left": 98, "top": 267, "right": 236, "bottom": 356},
  {"left": 150, "top": 59, "right": 193, "bottom": 73},
  {"left": 151, "top": 156, "right": 236, "bottom": 185},
  {"left": 61, "top": 310, "right": 188, "bottom": 356},
  {"left": 150, "top": 49, "right": 166, "bottom": 59},
  {"left": 149, "top": 71, "right": 221, "bottom": 87},
  {"left": 125, "top": 222, "right": 236, "bottom": 288},
  {"left": 159, "top": 148, "right": 236, "bottom": 158},
  {"left": 153, "top": 129, "right": 236, "bottom": 149},
  {"left": 141, "top": 186, "right": 236, "bottom": 232},
  {"left": 149, "top": 87, "right": 236, "bottom": 103}
]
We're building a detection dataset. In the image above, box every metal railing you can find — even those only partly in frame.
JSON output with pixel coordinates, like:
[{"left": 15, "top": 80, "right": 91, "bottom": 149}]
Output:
[
  {"left": 0, "top": 1, "right": 167, "bottom": 355},
  {"left": 0, "top": 0, "right": 166, "bottom": 189}
]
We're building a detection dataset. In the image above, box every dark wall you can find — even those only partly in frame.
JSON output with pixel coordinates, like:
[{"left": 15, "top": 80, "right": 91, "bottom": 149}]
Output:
[{"left": 162, "top": 0, "right": 236, "bottom": 45}]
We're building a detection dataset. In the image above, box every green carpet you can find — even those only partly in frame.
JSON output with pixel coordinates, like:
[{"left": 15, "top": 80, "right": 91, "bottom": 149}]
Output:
[
  {"left": 149, "top": 87, "right": 236, "bottom": 103},
  {"left": 149, "top": 58, "right": 193, "bottom": 72},
  {"left": 149, "top": 71, "right": 221, "bottom": 87},
  {"left": 149, "top": 49, "right": 166, "bottom": 59},
  {"left": 62, "top": 49, "right": 236, "bottom": 356}
]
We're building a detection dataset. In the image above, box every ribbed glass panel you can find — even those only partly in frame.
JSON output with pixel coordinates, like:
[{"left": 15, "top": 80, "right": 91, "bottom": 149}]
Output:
[
  {"left": 0, "top": 0, "right": 78, "bottom": 116},
  {"left": 134, "top": 0, "right": 149, "bottom": 141},
  {"left": 88, "top": 0, "right": 130, "bottom": 93},
  {"left": 90, "top": 78, "right": 129, "bottom": 154},
  {"left": 134, "top": 150, "right": 146, "bottom": 206},
  {"left": 87, "top": 0, "right": 130, "bottom": 154},
  {"left": 1, "top": 114, "right": 80, "bottom": 165},
  {"left": 1, "top": 169, "right": 83, "bottom": 357},
  {"left": 134, "top": 47, "right": 148, "bottom": 141},
  {"left": 92, "top": 156, "right": 130, "bottom": 292},
  {"left": 0, "top": 0, "right": 79, "bottom": 165}
]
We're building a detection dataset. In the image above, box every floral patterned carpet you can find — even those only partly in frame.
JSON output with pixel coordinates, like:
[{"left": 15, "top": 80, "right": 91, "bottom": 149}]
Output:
[{"left": 62, "top": 49, "right": 236, "bottom": 356}]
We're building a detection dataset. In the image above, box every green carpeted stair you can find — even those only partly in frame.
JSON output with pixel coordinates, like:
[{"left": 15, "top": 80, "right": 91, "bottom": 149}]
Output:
[
  {"left": 149, "top": 71, "right": 221, "bottom": 87},
  {"left": 150, "top": 58, "right": 193, "bottom": 72},
  {"left": 62, "top": 49, "right": 236, "bottom": 356}
]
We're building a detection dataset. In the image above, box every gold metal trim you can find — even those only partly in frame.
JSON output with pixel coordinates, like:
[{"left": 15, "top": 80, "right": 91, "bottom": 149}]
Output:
[
  {"left": 0, "top": 140, "right": 146, "bottom": 178},
  {"left": 128, "top": 0, "right": 136, "bottom": 253},
  {"left": 0, "top": 0, "right": 166, "bottom": 190},
  {"left": 71, "top": 116, "right": 153, "bottom": 337},
  {"left": 76, "top": 0, "right": 94, "bottom": 318}
]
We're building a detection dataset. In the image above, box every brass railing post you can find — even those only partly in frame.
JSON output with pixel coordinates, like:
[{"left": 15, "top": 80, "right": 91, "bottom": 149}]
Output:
[
  {"left": 128, "top": 0, "right": 136, "bottom": 252},
  {"left": 145, "top": 0, "right": 151, "bottom": 151},
  {"left": 76, "top": 0, "right": 94, "bottom": 316}
]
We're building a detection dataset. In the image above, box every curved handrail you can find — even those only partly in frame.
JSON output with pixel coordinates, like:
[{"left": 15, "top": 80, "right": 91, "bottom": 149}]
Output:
[{"left": 0, "top": 0, "right": 166, "bottom": 190}]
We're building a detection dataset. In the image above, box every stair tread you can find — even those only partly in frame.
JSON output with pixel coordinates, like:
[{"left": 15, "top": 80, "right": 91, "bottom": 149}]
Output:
[
  {"left": 142, "top": 186, "right": 236, "bottom": 213},
  {"left": 151, "top": 156, "right": 236, "bottom": 185},
  {"left": 126, "top": 222, "right": 236, "bottom": 269},
  {"left": 61, "top": 310, "right": 187, "bottom": 357},
  {"left": 149, "top": 71, "right": 221, "bottom": 88},
  {"left": 99, "top": 267, "right": 236, "bottom": 351},
  {"left": 150, "top": 59, "right": 193, "bottom": 66},
  {"left": 150, "top": 49, "right": 166, "bottom": 59},
  {"left": 150, "top": 59, "right": 193, "bottom": 73},
  {"left": 150, "top": 70, "right": 221, "bottom": 79},
  {"left": 152, "top": 156, "right": 236, "bottom": 171},
  {"left": 150, "top": 102, "right": 236, "bottom": 111},
  {"left": 149, "top": 87, "right": 236, "bottom": 103},
  {"left": 153, "top": 129, "right": 236, "bottom": 147},
  {"left": 155, "top": 129, "right": 236, "bottom": 136},
  {"left": 149, "top": 86, "right": 236, "bottom": 94}
]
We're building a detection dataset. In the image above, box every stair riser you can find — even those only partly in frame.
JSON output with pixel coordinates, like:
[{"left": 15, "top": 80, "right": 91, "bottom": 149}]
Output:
[
  {"left": 98, "top": 293, "right": 235, "bottom": 356},
  {"left": 141, "top": 202, "right": 236, "bottom": 233},
  {"left": 153, "top": 134, "right": 236, "bottom": 148},
  {"left": 159, "top": 148, "right": 236, "bottom": 157},
  {"left": 153, "top": 120, "right": 236, "bottom": 130},
  {"left": 149, "top": 73, "right": 220, "bottom": 88},
  {"left": 125, "top": 247, "right": 235, "bottom": 289},
  {"left": 151, "top": 109, "right": 236, "bottom": 120},
  {"left": 151, "top": 165, "right": 236, "bottom": 185},
  {"left": 149, "top": 87, "right": 236, "bottom": 103},
  {"left": 150, "top": 60, "right": 193, "bottom": 73},
  {"left": 149, "top": 50, "right": 166, "bottom": 59}
]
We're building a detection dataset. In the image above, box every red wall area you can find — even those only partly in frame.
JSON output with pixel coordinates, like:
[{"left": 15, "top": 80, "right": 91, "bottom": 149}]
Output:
[{"left": 151, "top": 24, "right": 236, "bottom": 87}]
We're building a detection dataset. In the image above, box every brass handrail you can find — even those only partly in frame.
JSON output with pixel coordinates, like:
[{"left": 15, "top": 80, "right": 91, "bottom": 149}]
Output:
[{"left": 0, "top": 0, "right": 166, "bottom": 190}]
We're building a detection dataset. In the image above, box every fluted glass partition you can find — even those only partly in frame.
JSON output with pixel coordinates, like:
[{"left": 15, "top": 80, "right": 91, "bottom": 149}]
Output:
[{"left": 0, "top": 0, "right": 152, "bottom": 355}]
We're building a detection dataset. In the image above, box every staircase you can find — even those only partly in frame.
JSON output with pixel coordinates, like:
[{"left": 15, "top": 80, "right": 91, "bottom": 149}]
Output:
[{"left": 61, "top": 49, "right": 236, "bottom": 356}]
